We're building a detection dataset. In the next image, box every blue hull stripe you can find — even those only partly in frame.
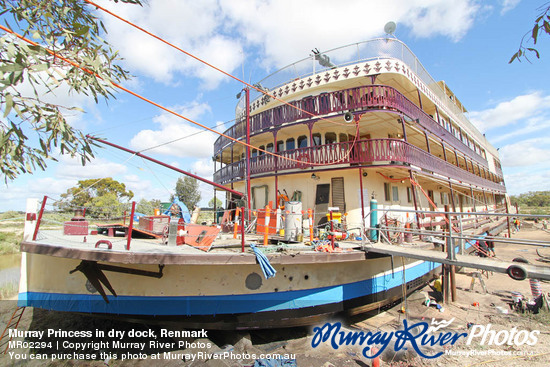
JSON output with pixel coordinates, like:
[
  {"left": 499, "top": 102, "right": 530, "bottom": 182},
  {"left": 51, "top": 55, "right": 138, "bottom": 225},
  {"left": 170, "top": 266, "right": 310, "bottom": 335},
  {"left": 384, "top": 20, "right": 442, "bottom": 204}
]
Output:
[{"left": 19, "top": 259, "right": 440, "bottom": 316}]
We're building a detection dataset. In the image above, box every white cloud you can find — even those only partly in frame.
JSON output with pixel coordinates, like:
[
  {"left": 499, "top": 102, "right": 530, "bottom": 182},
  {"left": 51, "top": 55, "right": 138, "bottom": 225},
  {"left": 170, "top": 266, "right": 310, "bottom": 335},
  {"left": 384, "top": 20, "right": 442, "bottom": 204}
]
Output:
[
  {"left": 96, "top": 0, "right": 243, "bottom": 88},
  {"left": 469, "top": 92, "right": 550, "bottom": 132},
  {"left": 221, "top": 0, "right": 481, "bottom": 68},
  {"left": 504, "top": 169, "right": 550, "bottom": 195},
  {"left": 402, "top": 1, "right": 480, "bottom": 42},
  {"left": 94, "top": 0, "right": 481, "bottom": 86},
  {"left": 129, "top": 101, "right": 219, "bottom": 158},
  {"left": 123, "top": 174, "right": 173, "bottom": 202},
  {"left": 191, "top": 159, "right": 214, "bottom": 179},
  {"left": 0, "top": 177, "right": 74, "bottom": 202},
  {"left": 499, "top": 138, "right": 550, "bottom": 167},
  {"left": 500, "top": 0, "right": 521, "bottom": 15},
  {"left": 490, "top": 115, "right": 550, "bottom": 144},
  {"left": 55, "top": 155, "right": 128, "bottom": 179}
]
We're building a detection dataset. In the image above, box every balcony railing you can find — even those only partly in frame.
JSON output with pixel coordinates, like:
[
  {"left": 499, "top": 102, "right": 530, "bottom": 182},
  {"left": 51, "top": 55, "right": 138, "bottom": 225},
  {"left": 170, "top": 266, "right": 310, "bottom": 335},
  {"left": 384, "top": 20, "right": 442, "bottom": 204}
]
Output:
[
  {"left": 213, "top": 139, "right": 506, "bottom": 193},
  {"left": 214, "top": 85, "right": 488, "bottom": 167}
]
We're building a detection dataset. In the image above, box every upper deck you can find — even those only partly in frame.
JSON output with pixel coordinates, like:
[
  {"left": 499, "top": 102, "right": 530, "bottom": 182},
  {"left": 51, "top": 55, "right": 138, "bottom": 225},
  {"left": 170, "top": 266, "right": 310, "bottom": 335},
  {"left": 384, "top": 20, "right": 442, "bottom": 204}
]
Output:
[{"left": 214, "top": 38, "right": 497, "bottom": 163}]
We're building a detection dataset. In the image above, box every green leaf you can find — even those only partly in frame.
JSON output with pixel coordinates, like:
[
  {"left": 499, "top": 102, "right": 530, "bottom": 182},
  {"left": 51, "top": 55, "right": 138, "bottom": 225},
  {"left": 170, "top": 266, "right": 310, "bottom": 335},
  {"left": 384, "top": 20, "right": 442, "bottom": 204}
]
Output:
[
  {"left": 527, "top": 48, "right": 541, "bottom": 59},
  {"left": 3, "top": 94, "right": 14, "bottom": 118},
  {"left": 30, "top": 62, "right": 50, "bottom": 72},
  {"left": 0, "top": 63, "right": 26, "bottom": 72},
  {"left": 533, "top": 24, "right": 540, "bottom": 44}
]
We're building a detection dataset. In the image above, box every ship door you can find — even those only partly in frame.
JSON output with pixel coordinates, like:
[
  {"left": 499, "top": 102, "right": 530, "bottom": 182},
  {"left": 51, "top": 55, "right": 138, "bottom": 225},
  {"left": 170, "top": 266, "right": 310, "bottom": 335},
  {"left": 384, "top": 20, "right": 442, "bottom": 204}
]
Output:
[
  {"left": 331, "top": 177, "right": 346, "bottom": 212},
  {"left": 314, "top": 183, "right": 330, "bottom": 226},
  {"left": 251, "top": 185, "right": 268, "bottom": 210}
]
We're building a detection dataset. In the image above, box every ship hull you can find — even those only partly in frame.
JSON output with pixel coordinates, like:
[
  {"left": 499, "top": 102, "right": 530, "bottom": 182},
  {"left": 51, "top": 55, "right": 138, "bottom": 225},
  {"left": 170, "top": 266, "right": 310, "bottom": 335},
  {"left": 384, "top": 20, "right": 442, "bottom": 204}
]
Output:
[{"left": 18, "top": 247, "right": 440, "bottom": 329}]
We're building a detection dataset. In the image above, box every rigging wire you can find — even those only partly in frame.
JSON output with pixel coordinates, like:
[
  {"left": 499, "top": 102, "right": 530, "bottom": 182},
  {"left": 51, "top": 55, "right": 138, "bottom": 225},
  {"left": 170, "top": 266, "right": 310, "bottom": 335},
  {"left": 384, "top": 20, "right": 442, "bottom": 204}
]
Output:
[
  {"left": 0, "top": 24, "right": 357, "bottom": 168},
  {"left": 87, "top": 115, "right": 155, "bottom": 135},
  {"left": 138, "top": 119, "right": 231, "bottom": 154},
  {"left": 137, "top": 156, "right": 176, "bottom": 197},
  {"left": 83, "top": 0, "right": 353, "bottom": 128}
]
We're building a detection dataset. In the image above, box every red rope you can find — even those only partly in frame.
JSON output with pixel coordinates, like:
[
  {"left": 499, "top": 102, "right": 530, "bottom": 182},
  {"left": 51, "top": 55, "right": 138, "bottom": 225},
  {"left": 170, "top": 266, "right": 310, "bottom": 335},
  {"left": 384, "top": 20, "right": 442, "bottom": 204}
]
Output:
[
  {"left": 0, "top": 24, "right": 357, "bottom": 167},
  {"left": 376, "top": 171, "right": 460, "bottom": 233},
  {"left": 83, "top": 0, "right": 352, "bottom": 128}
]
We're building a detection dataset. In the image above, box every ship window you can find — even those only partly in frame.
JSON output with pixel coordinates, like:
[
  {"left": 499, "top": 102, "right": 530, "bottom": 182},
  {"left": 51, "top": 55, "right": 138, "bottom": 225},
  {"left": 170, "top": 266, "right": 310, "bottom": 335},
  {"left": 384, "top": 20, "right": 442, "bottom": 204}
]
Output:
[
  {"left": 266, "top": 143, "right": 274, "bottom": 152},
  {"left": 258, "top": 145, "right": 265, "bottom": 155},
  {"left": 252, "top": 149, "right": 258, "bottom": 157},
  {"left": 286, "top": 138, "right": 295, "bottom": 150},
  {"left": 384, "top": 183, "right": 391, "bottom": 201},
  {"left": 297, "top": 135, "right": 308, "bottom": 148},
  {"left": 440, "top": 192, "right": 449, "bottom": 205},
  {"left": 277, "top": 140, "right": 284, "bottom": 152},
  {"left": 339, "top": 133, "right": 348, "bottom": 142},
  {"left": 428, "top": 190, "right": 435, "bottom": 210},
  {"left": 312, "top": 133, "right": 322, "bottom": 146},
  {"left": 392, "top": 186, "right": 399, "bottom": 202},
  {"left": 325, "top": 132, "right": 337, "bottom": 144},
  {"left": 407, "top": 187, "right": 413, "bottom": 203}
]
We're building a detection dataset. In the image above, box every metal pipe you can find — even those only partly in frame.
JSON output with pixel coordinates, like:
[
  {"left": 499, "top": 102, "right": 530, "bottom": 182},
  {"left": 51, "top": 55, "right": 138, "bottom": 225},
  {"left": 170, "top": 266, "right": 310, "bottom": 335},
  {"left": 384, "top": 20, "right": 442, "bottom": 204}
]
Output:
[
  {"left": 245, "top": 87, "right": 252, "bottom": 220},
  {"left": 32, "top": 195, "right": 47, "bottom": 241},
  {"left": 126, "top": 201, "right": 136, "bottom": 251},
  {"left": 370, "top": 225, "right": 550, "bottom": 247},
  {"left": 89, "top": 136, "right": 244, "bottom": 198},
  {"left": 241, "top": 206, "right": 246, "bottom": 252},
  {"left": 369, "top": 207, "right": 550, "bottom": 219}
]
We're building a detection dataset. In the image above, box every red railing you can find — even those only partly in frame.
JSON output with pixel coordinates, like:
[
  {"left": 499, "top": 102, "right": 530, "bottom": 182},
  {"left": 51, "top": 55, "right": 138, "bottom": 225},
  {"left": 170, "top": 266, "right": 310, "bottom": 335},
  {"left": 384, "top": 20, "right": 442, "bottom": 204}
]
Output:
[
  {"left": 213, "top": 139, "right": 506, "bottom": 192},
  {"left": 214, "top": 85, "right": 488, "bottom": 167}
]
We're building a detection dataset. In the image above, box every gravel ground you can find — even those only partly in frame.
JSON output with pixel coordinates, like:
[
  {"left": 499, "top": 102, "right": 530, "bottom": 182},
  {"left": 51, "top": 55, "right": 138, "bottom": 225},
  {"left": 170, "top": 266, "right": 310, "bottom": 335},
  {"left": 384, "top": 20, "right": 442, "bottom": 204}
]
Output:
[{"left": 1, "top": 224, "right": 549, "bottom": 367}]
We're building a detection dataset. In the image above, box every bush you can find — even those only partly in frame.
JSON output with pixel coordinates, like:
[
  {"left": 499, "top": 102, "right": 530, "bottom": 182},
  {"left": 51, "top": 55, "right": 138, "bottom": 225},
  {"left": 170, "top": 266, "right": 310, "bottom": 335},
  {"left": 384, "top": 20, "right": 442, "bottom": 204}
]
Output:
[{"left": 0, "top": 232, "right": 22, "bottom": 255}]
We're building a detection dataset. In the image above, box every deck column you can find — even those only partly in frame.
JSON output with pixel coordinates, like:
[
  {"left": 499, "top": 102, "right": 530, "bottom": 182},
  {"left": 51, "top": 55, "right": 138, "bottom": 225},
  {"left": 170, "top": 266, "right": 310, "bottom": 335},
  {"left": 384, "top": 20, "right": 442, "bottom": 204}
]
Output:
[
  {"left": 245, "top": 87, "right": 251, "bottom": 220},
  {"left": 359, "top": 168, "right": 366, "bottom": 231},
  {"left": 409, "top": 171, "right": 422, "bottom": 238},
  {"left": 424, "top": 132, "right": 431, "bottom": 153}
]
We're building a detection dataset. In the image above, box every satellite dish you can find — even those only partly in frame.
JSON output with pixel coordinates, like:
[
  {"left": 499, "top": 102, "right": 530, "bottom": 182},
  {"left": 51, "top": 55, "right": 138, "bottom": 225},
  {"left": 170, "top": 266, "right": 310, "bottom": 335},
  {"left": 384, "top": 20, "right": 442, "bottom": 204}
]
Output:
[{"left": 384, "top": 21, "right": 397, "bottom": 35}]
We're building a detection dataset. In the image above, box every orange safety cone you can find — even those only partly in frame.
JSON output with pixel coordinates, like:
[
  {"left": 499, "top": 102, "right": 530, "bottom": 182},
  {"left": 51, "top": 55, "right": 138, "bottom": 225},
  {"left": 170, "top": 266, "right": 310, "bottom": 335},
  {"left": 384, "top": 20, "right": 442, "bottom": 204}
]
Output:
[
  {"left": 263, "top": 205, "right": 271, "bottom": 246},
  {"left": 233, "top": 207, "right": 240, "bottom": 239},
  {"left": 308, "top": 208, "right": 314, "bottom": 242}
]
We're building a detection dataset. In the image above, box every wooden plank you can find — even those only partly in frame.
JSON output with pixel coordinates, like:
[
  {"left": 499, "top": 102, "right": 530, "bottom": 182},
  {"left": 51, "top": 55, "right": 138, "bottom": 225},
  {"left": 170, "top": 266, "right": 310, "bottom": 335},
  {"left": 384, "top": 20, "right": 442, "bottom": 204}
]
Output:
[{"left": 365, "top": 243, "right": 550, "bottom": 280}]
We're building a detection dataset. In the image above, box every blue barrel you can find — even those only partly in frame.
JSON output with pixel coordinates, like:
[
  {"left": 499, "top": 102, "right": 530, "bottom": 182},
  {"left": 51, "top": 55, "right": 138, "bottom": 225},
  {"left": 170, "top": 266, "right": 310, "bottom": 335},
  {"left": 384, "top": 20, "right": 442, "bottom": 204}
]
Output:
[{"left": 370, "top": 198, "right": 378, "bottom": 241}]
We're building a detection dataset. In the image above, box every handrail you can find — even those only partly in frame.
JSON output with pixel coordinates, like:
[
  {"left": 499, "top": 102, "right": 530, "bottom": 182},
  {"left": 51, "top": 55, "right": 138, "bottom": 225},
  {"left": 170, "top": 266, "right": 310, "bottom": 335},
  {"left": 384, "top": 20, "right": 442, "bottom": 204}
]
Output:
[
  {"left": 213, "top": 139, "right": 506, "bottom": 192},
  {"left": 239, "top": 38, "right": 490, "bottom": 154},
  {"left": 214, "top": 85, "right": 488, "bottom": 167}
]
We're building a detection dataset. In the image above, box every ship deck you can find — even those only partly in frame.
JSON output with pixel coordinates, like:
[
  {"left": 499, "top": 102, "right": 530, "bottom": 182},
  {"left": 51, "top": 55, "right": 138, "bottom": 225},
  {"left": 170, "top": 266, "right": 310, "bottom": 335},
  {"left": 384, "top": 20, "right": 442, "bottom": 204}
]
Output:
[{"left": 21, "top": 230, "right": 375, "bottom": 265}]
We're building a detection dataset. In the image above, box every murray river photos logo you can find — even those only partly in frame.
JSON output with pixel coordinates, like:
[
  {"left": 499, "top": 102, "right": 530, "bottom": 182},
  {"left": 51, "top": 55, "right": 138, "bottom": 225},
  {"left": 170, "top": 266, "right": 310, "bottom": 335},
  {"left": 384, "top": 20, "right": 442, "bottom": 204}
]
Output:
[{"left": 311, "top": 319, "right": 540, "bottom": 359}]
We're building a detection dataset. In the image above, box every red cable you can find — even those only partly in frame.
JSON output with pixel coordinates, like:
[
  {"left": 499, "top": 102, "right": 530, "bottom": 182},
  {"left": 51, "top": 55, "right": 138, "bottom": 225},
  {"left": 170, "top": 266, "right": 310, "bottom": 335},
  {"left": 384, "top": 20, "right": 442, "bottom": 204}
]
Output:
[
  {"left": 0, "top": 24, "right": 355, "bottom": 167},
  {"left": 83, "top": 0, "right": 351, "bottom": 128}
]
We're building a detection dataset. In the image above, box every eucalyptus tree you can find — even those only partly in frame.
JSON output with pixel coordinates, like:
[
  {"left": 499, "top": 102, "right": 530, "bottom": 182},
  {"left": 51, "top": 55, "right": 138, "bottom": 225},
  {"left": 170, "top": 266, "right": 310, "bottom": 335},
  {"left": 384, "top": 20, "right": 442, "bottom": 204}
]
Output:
[{"left": 0, "top": 0, "right": 141, "bottom": 181}]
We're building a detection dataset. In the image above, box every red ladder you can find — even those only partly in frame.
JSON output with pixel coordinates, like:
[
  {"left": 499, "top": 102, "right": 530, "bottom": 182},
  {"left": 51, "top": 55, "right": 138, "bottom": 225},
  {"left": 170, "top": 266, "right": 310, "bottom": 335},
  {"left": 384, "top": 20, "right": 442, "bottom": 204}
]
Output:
[{"left": 0, "top": 306, "right": 26, "bottom": 354}]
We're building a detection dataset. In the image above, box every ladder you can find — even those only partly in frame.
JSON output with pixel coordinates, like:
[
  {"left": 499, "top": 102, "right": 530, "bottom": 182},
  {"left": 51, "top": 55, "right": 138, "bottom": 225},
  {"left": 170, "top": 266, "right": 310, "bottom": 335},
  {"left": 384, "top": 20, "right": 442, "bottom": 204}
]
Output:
[
  {"left": 0, "top": 306, "right": 26, "bottom": 354},
  {"left": 469, "top": 272, "right": 488, "bottom": 294}
]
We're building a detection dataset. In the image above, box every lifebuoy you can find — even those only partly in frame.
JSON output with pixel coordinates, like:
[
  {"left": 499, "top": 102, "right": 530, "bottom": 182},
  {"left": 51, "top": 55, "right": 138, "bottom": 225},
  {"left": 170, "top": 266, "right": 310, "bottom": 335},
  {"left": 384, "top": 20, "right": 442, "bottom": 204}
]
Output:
[{"left": 95, "top": 240, "right": 112, "bottom": 250}]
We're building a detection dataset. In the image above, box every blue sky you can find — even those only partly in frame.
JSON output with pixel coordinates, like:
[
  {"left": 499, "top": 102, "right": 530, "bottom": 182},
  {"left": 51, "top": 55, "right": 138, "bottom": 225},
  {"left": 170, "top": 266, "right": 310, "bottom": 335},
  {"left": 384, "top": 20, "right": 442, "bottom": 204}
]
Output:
[{"left": 1, "top": 0, "right": 549, "bottom": 212}]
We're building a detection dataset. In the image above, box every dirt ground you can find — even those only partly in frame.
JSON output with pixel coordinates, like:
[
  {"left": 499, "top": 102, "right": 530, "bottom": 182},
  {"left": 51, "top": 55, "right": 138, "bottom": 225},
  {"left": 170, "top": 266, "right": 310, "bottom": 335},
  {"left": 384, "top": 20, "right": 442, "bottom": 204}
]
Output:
[{"left": 1, "top": 224, "right": 549, "bottom": 367}]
